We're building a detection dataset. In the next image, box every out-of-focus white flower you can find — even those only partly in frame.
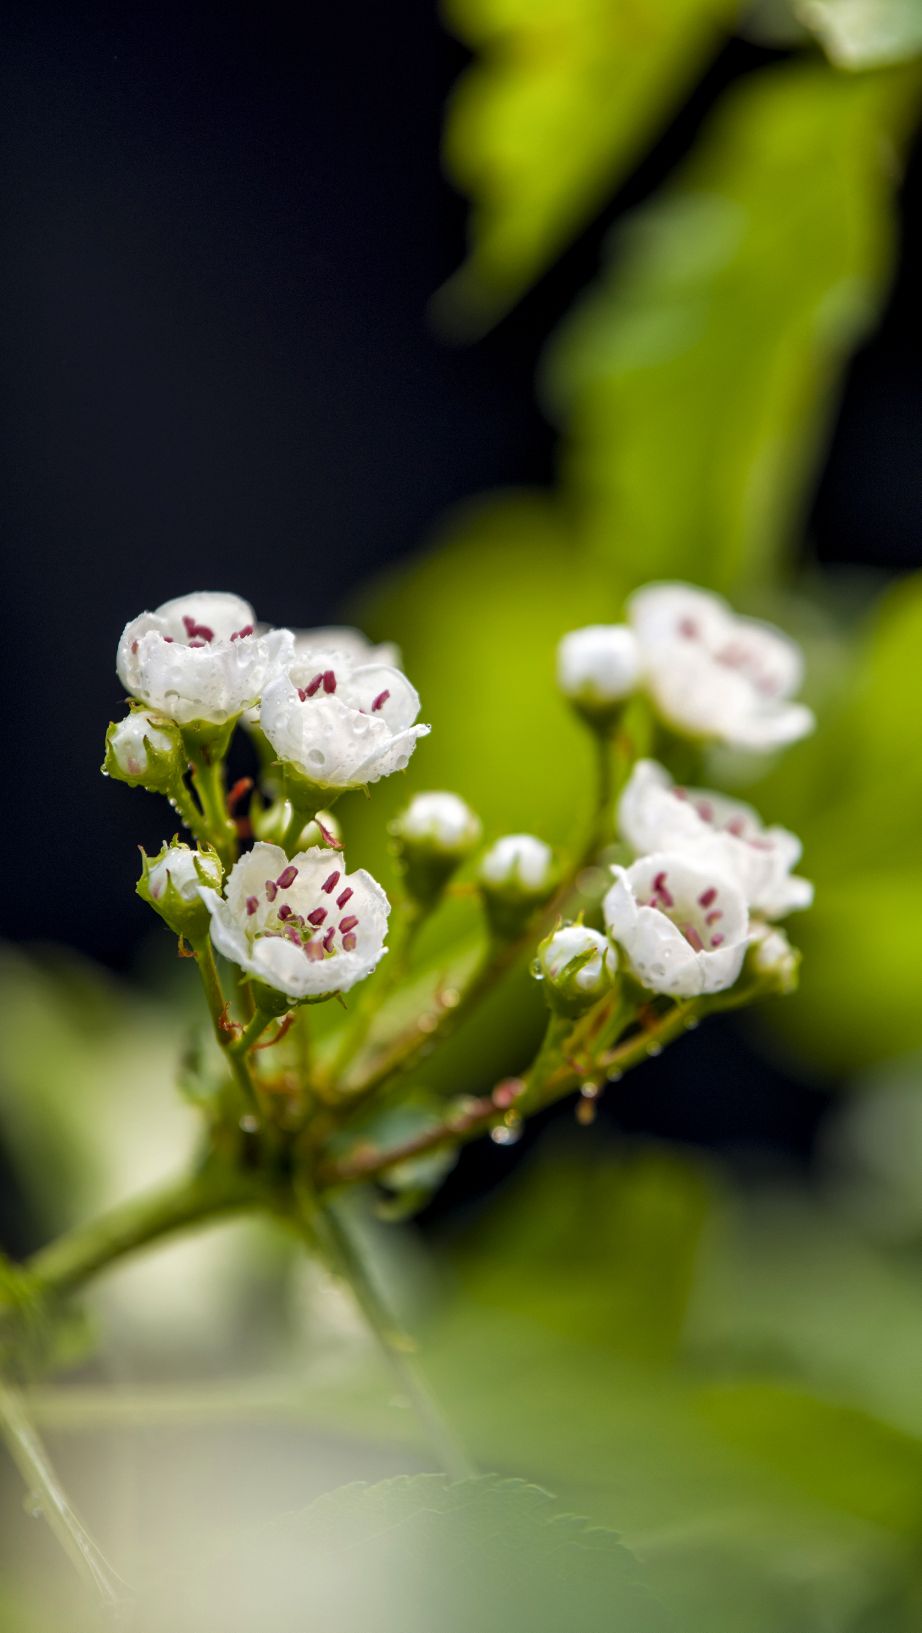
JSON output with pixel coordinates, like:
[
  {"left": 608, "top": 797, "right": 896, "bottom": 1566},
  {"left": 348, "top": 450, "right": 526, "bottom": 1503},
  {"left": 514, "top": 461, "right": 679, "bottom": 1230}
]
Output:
[
  {"left": 618, "top": 759, "right": 813, "bottom": 919},
  {"left": 117, "top": 592, "right": 293, "bottom": 728},
  {"left": 259, "top": 654, "right": 429, "bottom": 795},
  {"left": 749, "top": 922, "right": 800, "bottom": 993},
  {"left": 604, "top": 851, "right": 749, "bottom": 997},
  {"left": 199, "top": 841, "right": 389, "bottom": 1001},
  {"left": 479, "top": 834, "right": 556, "bottom": 895},
  {"left": 557, "top": 625, "right": 640, "bottom": 712},
  {"left": 394, "top": 792, "right": 482, "bottom": 855},
  {"left": 293, "top": 626, "right": 401, "bottom": 670},
  {"left": 104, "top": 709, "right": 182, "bottom": 789},
  {"left": 536, "top": 924, "right": 617, "bottom": 1014},
  {"left": 627, "top": 583, "right": 814, "bottom": 751}
]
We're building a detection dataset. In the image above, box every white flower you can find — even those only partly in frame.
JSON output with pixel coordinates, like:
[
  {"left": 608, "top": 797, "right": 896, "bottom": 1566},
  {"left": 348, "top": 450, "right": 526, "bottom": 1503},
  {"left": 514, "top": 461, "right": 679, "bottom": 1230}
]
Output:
[
  {"left": 618, "top": 760, "right": 813, "bottom": 919},
  {"left": 479, "top": 834, "right": 556, "bottom": 895},
  {"left": 108, "top": 710, "right": 178, "bottom": 779},
  {"left": 627, "top": 583, "right": 814, "bottom": 750},
  {"left": 603, "top": 851, "right": 749, "bottom": 997},
  {"left": 557, "top": 625, "right": 640, "bottom": 710},
  {"left": 293, "top": 626, "right": 401, "bottom": 670},
  {"left": 148, "top": 844, "right": 222, "bottom": 903},
  {"left": 117, "top": 592, "right": 294, "bottom": 728},
  {"left": 395, "top": 792, "right": 482, "bottom": 855},
  {"left": 259, "top": 654, "right": 429, "bottom": 793},
  {"left": 537, "top": 924, "right": 617, "bottom": 1002},
  {"left": 199, "top": 841, "right": 389, "bottom": 1001}
]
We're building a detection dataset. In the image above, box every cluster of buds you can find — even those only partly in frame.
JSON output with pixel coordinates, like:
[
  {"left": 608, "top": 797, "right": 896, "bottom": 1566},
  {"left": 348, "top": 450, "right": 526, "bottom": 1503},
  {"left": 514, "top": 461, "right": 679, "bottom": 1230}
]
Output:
[{"left": 104, "top": 580, "right": 813, "bottom": 1129}]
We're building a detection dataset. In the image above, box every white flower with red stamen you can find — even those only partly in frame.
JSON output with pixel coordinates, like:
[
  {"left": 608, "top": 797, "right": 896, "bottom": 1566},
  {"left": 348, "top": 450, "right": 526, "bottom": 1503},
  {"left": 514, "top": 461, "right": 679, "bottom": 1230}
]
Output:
[
  {"left": 627, "top": 583, "right": 814, "bottom": 751},
  {"left": 557, "top": 625, "right": 640, "bottom": 711},
  {"left": 292, "top": 626, "right": 402, "bottom": 670},
  {"left": 618, "top": 760, "right": 813, "bottom": 919},
  {"left": 258, "top": 653, "right": 429, "bottom": 794},
  {"left": 199, "top": 841, "right": 389, "bottom": 1001},
  {"left": 117, "top": 592, "right": 294, "bottom": 728},
  {"left": 603, "top": 852, "right": 749, "bottom": 997}
]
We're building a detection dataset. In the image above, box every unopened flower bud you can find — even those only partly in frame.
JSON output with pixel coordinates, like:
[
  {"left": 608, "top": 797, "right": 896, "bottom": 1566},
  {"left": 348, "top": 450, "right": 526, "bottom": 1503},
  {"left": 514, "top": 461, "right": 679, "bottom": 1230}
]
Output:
[
  {"left": 478, "top": 834, "right": 558, "bottom": 937},
  {"left": 535, "top": 924, "right": 617, "bottom": 1016},
  {"left": 137, "top": 841, "right": 223, "bottom": 940},
  {"left": 391, "top": 791, "right": 482, "bottom": 903},
  {"left": 748, "top": 923, "right": 800, "bottom": 995},
  {"left": 104, "top": 709, "right": 184, "bottom": 792},
  {"left": 557, "top": 625, "right": 640, "bottom": 723}
]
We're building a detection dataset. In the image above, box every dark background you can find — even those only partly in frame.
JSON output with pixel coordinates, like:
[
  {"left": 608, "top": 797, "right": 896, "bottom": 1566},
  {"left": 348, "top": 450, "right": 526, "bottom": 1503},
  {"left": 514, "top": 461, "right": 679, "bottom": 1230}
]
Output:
[{"left": 1, "top": 2, "right": 919, "bottom": 1211}]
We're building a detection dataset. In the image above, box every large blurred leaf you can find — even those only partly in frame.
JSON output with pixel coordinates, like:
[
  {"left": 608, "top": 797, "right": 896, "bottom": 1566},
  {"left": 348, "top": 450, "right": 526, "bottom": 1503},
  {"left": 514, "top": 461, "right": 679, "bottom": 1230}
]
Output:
[
  {"left": 150, "top": 1474, "right": 671, "bottom": 1633},
  {"left": 543, "top": 63, "right": 913, "bottom": 594},
  {"left": 795, "top": 0, "right": 922, "bottom": 68},
  {"left": 436, "top": 0, "right": 738, "bottom": 330}
]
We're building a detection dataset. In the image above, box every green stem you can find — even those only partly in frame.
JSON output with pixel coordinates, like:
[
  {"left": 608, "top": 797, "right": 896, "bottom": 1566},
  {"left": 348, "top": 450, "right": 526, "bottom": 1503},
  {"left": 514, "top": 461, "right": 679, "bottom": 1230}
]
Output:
[
  {"left": 230, "top": 1010, "right": 274, "bottom": 1056},
  {"left": 305, "top": 1194, "right": 475, "bottom": 1480},
  {"left": 283, "top": 802, "right": 315, "bottom": 853},
  {"left": 193, "top": 940, "right": 260, "bottom": 1109},
  {"left": 0, "top": 1377, "right": 127, "bottom": 1605},
  {"left": 23, "top": 1167, "right": 263, "bottom": 1303},
  {"left": 167, "top": 776, "right": 211, "bottom": 847},
  {"left": 188, "top": 748, "right": 237, "bottom": 865},
  {"left": 323, "top": 900, "right": 425, "bottom": 1091}
]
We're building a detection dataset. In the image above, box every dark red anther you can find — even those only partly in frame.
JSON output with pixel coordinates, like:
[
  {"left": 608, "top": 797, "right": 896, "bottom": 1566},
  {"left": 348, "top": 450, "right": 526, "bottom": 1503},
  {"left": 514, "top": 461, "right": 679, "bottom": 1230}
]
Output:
[
  {"left": 131, "top": 640, "right": 139, "bottom": 654},
  {"left": 322, "top": 669, "right": 337, "bottom": 693},
  {"left": 696, "top": 801, "right": 714, "bottom": 822},
  {"left": 278, "top": 903, "right": 293, "bottom": 921},
  {"left": 322, "top": 926, "right": 335, "bottom": 952},
  {"left": 698, "top": 888, "right": 717, "bottom": 908},
  {"left": 230, "top": 624, "right": 254, "bottom": 641},
  {"left": 336, "top": 887, "right": 353, "bottom": 909},
  {"left": 683, "top": 923, "right": 705, "bottom": 952},
  {"left": 726, "top": 817, "right": 746, "bottom": 837},
  {"left": 321, "top": 870, "right": 341, "bottom": 894},
  {"left": 300, "top": 672, "right": 324, "bottom": 700},
  {"left": 371, "top": 689, "right": 390, "bottom": 712},
  {"left": 276, "top": 865, "right": 298, "bottom": 890},
  {"left": 245, "top": 896, "right": 258, "bottom": 916},
  {"left": 182, "top": 616, "right": 214, "bottom": 642},
  {"left": 163, "top": 635, "right": 174, "bottom": 642},
  {"left": 307, "top": 907, "right": 327, "bottom": 926},
  {"left": 227, "top": 776, "right": 253, "bottom": 814},
  {"left": 342, "top": 932, "right": 357, "bottom": 951},
  {"left": 316, "top": 818, "right": 343, "bottom": 850},
  {"left": 265, "top": 879, "right": 278, "bottom": 902},
  {"left": 678, "top": 617, "right": 698, "bottom": 639},
  {"left": 711, "top": 934, "right": 724, "bottom": 948},
  {"left": 339, "top": 914, "right": 359, "bottom": 934},
  {"left": 706, "top": 910, "right": 723, "bottom": 926},
  {"left": 304, "top": 940, "right": 324, "bottom": 961},
  {"left": 652, "top": 871, "right": 674, "bottom": 908}
]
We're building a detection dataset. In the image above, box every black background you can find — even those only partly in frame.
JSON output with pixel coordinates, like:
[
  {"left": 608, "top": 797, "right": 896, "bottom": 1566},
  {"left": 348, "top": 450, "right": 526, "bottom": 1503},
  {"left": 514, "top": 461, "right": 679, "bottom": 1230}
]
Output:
[{"left": 1, "top": 3, "right": 919, "bottom": 1222}]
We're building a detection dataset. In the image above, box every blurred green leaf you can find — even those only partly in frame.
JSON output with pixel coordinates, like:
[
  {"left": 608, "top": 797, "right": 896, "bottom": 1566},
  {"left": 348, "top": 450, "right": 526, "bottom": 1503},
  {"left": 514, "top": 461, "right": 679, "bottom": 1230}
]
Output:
[
  {"left": 150, "top": 1473, "right": 671, "bottom": 1633},
  {"left": 436, "top": 0, "right": 738, "bottom": 330},
  {"left": 543, "top": 63, "right": 913, "bottom": 595},
  {"left": 795, "top": 0, "right": 922, "bottom": 68}
]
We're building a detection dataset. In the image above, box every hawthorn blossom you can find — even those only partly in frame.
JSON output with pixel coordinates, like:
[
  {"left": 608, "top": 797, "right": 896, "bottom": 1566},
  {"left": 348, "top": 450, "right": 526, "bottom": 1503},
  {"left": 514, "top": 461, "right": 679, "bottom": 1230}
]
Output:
[
  {"left": 394, "top": 792, "right": 482, "bottom": 857},
  {"left": 557, "top": 625, "right": 640, "bottom": 710},
  {"left": 603, "top": 852, "right": 749, "bottom": 997},
  {"left": 627, "top": 583, "right": 814, "bottom": 750},
  {"left": 117, "top": 592, "right": 294, "bottom": 728},
  {"left": 106, "top": 709, "right": 180, "bottom": 784},
  {"left": 293, "top": 626, "right": 401, "bottom": 670},
  {"left": 259, "top": 654, "right": 429, "bottom": 793},
  {"left": 479, "top": 834, "right": 556, "bottom": 897},
  {"left": 199, "top": 842, "right": 389, "bottom": 1001},
  {"left": 618, "top": 760, "right": 813, "bottom": 918},
  {"left": 537, "top": 924, "right": 617, "bottom": 1010}
]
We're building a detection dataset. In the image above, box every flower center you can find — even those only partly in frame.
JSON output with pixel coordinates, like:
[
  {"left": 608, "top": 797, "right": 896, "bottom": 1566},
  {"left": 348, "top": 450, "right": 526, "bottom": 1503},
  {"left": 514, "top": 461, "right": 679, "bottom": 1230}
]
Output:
[
  {"left": 246, "top": 865, "right": 361, "bottom": 959},
  {"left": 639, "top": 868, "right": 726, "bottom": 951}
]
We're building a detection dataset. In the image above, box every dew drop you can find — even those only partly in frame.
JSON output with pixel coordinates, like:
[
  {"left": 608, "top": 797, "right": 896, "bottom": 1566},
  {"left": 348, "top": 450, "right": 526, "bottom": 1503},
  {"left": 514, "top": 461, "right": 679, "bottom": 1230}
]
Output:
[
  {"left": 490, "top": 1114, "right": 523, "bottom": 1146},
  {"left": 607, "top": 1069, "right": 623, "bottom": 1084},
  {"left": 239, "top": 1114, "right": 260, "bottom": 1134},
  {"left": 647, "top": 1041, "right": 663, "bottom": 1058}
]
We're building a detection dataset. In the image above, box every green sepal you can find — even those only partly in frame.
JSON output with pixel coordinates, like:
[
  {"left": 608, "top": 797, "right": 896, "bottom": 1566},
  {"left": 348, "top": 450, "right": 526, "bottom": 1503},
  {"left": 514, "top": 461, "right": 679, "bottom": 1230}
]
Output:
[
  {"left": 102, "top": 704, "right": 184, "bottom": 793},
  {"left": 136, "top": 840, "right": 223, "bottom": 940}
]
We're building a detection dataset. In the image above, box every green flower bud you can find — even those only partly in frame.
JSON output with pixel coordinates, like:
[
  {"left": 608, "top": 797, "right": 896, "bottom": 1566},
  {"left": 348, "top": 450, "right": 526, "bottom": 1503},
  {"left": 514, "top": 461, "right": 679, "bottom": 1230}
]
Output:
[
  {"left": 478, "top": 834, "right": 558, "bottom": 938},
  {"left": 137, "top": 841, "right": 223, "bottom": 940},
  {"left": 535, "top": 924, "right": 618, "bottom": 1017},
  {"left": 391, "top": 791, "right": 482, "bottom": 904},
  {"left": 747, "top": 923, "right": 800, "bottom": 996},
  {"left": 103, "top": 708, "right": 184, "bottom": 793}
]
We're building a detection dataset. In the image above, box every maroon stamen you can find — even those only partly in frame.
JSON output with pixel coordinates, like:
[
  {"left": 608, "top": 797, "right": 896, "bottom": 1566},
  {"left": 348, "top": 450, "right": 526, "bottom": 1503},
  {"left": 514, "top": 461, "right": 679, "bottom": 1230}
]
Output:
[
  {"left": 711, "top": 934, "right": 724, "bottom": 948},
  {"left": 336, "top": 887, "right": 353, "bottom": 909},
  {"left": 276, "top": 865, "right": 298, "bottom": 890},
  {"left": 342, "top": 932, "right": 357, "bottom": 951},
  {"left": 322, "top": 669, "right": 337, "bottom": 694},
  {"left": 278, "top": 904, "right": 293, "bottom": 921},
  {"left": 371, "top": 689, "right": 390, "bottom": 712},
  {"left": 230, "top": 624, "right": 254, "bottom": 641},
  {"left": 682, "top": 923, "right": 705, "bottom": 952},
  {"left": 706, "top": 910, "right": 723, "bottom": 926},
  {"left": 299, "top": 672, "right": 324, "bottom": 701},
  {"left": 245, "top": 896, "right": 258, "bottom": 916},
  {"left": 652, "top": 871, "right": 674, "bottom": 909},
  {"left": 339, "top": 914, "right": 359, "bottom": 934},
  {"left": 307, "top": 907, "right": 327, "bottom": 926},
  {"left": 304, "top": 941, "right": 324, "bottom": 961},
  {"left": 322, "top": 926, "right": 336, "bottom": 952},
  {"left": 265, "top": 880, "right": 278, "bottom": 902},
  {"left": 698, "top": 888, "right": 717, "bottom": 909},
  {"left": 321, "top": 870, "right": 341, "bottom": 894},
  {"left": 182, "top": 616, "right": 214, "bottom": 642}
]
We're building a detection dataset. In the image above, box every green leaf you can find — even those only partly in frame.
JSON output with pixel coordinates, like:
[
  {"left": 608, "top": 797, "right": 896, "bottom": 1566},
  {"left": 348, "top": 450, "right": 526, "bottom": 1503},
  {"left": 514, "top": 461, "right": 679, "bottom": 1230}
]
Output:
[
  {"left": 435, "top": 0, "right": 739, "bottom": 330},
  {"left": 543, "top": 63, "right": 913, "bottom": 595},
  {"left": 795, "top": 0, "right": 922, "bottom": 68},
  {"left": 149, "top": 1473, "right": 671, "bottom": 1633}
]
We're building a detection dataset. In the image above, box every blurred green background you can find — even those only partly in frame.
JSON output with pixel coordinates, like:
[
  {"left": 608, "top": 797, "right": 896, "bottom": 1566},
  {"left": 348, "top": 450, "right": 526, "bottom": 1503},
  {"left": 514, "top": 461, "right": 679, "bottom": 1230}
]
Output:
[{"left": 2, "top": 1, "right": 922, "bottom": 1628}]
